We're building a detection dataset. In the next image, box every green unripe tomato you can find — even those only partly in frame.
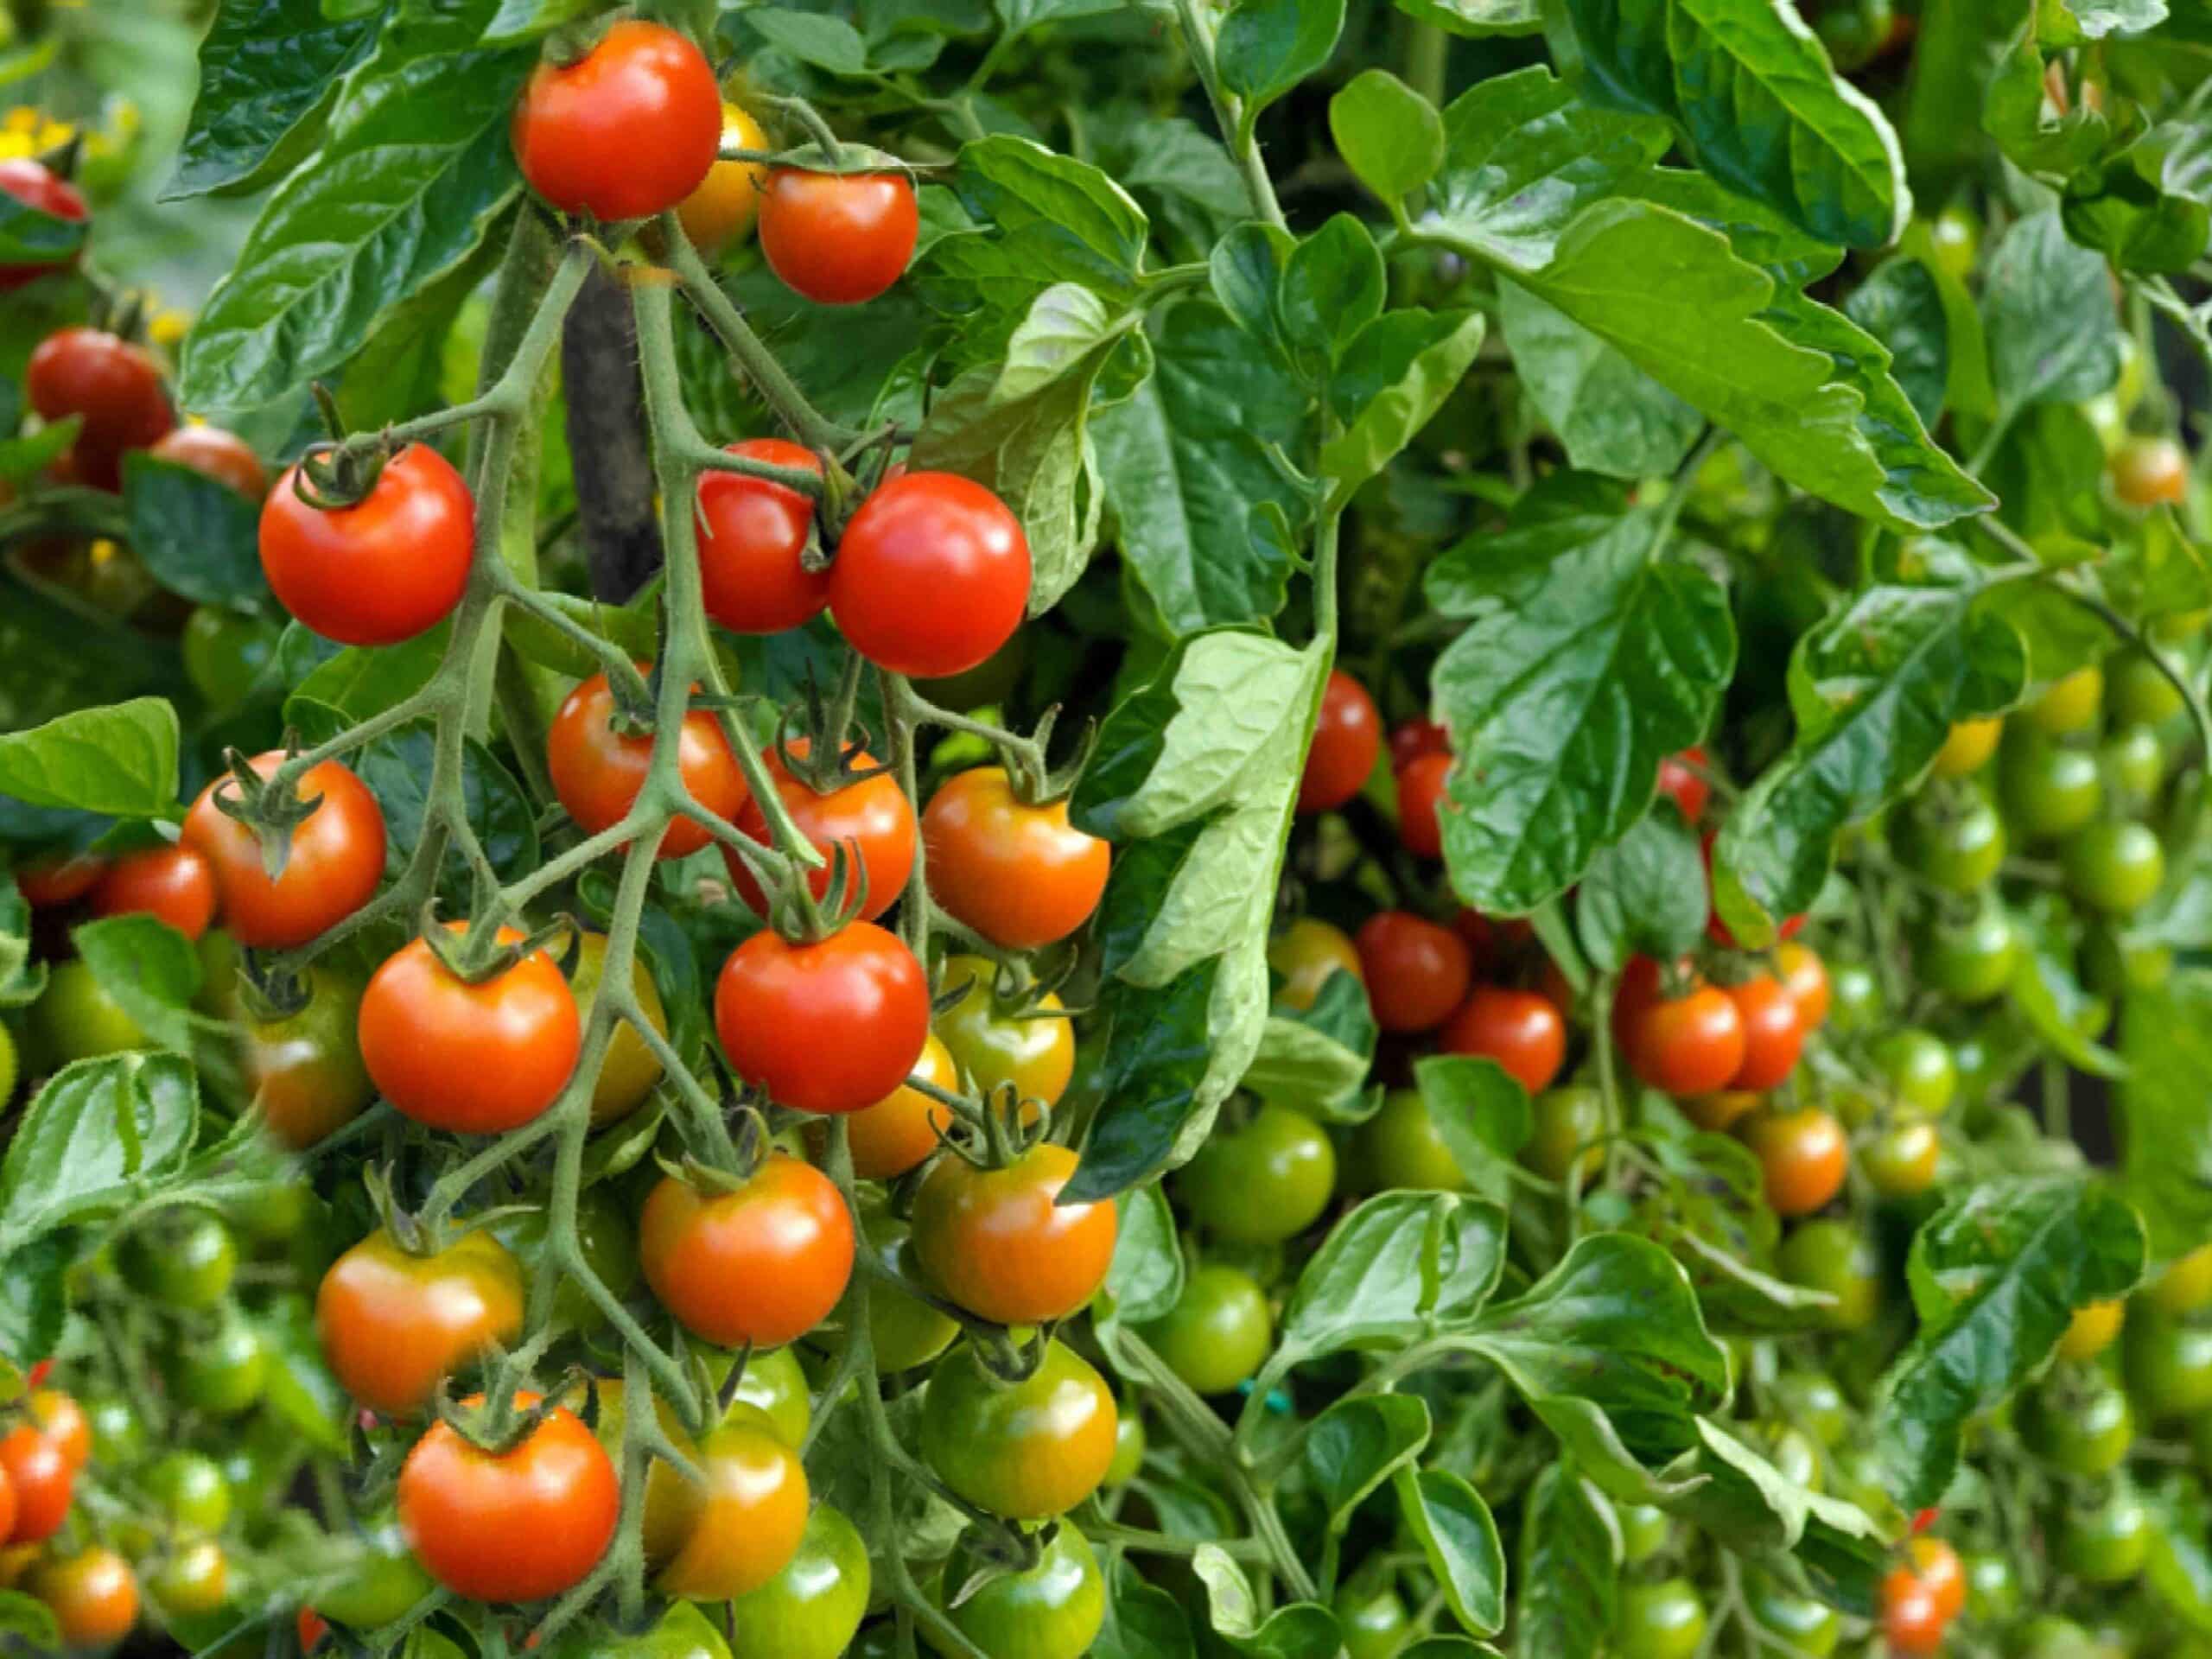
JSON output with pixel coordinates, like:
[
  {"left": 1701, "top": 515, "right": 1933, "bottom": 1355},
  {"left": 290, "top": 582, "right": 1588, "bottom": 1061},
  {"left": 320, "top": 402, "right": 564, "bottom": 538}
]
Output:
[
  {"left": 2002, "top": 735, "right": 2105, "bottom": 841},
  {"left": 1177, "top": 1103, "right": 1338, "bottom": 1243},
  {"left": 150, "top": 1539, "right": 230, "bottom": 1619},
  {"left": 726, "top": 1504, "right": 871, "bottom": 1659},
  {"left": 1929, "top": 203, "right": 1980, "bottom": 283},
  {"left": 1962, "top": 1551, "right": 2018, "bottom": 1623},
  {"left": 1915, "top": 906, "right": 2019, "bottom": 1003},
  {"left": 1353, "top": 1089, "right": 1465, "bottom": 1192},
  {"left": 2064, "top": 820, "right": 2165, "bottom": 914},
  {"left": 924, "top": 1524, "right": 1103, "bottom": 1659},
  {"left": 1744, "top": 1572, "right": 1839, "bottom": 1657},
  {"left": 1777, "top": 1219, "right": 1881, "bottom": 1332},
  {"left": 120, "top": 1210, "right": 238, "bottom": 1311},
  {"left": 2027, "top": 666, "right": 2105, "bottom": 735},
  {"left": 315, "top": 1527, "right": 434, "bottom": 1628},
  {"left": 33, "top": 959, "right": 148, "bottom": 1062},
  {"left": 847, "top": 1213, "right": 957, "bottom": 1374},
  {"left": 1895, "top": 797, "right": 2005, "bottom": 893},
  {"left": 719, "top": 1344, "right": 812, "bottom": 1447},
  {"left": 1825, "top": 961, "right": 1881, "bottom": 1034},
  {"left": 1334, "top": 1571, "right": 1409, "bottom": 1659},
  {"left": 171, "top": 1318, "right": 268, "bottom": 1416},
  {"left": 1863, "top": 1119, "right": 1942, "bottom": 1199},
  {"left": 1105, "top": 1409, "right": 1146, "bottom": 1486},
  {"left": 1612, "top": 1577, "right": 1707, "bottom": 1659},
  {"left": 1770, "top": 1372, "right": 1851, "bottom": 1448},
  {"left": 1523, "top": 1086, "right": 1605, "bottom": 1184},
  {"left": 2056, "top": 1490, "right": 2151, "bottom": 1584},
  {"left": 2106, "top": 649, "right": 2185, "bottom": 728},
  {"left": 2101, "top": 721, "right": 2168, "bottom": 803},
  {"left": 86, "top": 1396, "right": 145, "bottom": 1465},
  {"left": 1618, "top": 1503, "right": 1671, "bottom": 1565},
  {"left": 181, "top": 605, "right": 276, "bottom": 709},
  {"left": 145, "top": 1450, "right": 233, "bottom": 1535},
  {"left": 1869, "top": 1026, "right": 1957, "bottom": 1117},
  {"left": 2018, "top": 1376, "right": 2134, "bottom": 1476},
  {"left": 1141, "top": 1264, "right": 1273, "bottom": 1395},
  {"left": 2150, "top": 1243, "right": 2212, "bottom": 1315},
  {"left": 2081, "top": 925, "right": 2173, "bottom": 1002},
  {"left": 2125, "top": 1313, "right": 2212, "bottom": 1420}
]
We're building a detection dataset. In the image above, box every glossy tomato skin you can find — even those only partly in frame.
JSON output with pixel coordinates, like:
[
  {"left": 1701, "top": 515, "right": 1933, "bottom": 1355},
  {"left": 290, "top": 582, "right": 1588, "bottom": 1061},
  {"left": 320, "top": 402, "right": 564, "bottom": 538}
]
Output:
[
  {"left": 849, "top": 1211, "right": 959, "bottom": 1371},
  {"left": 1389, "top": 717, "right": 1450, "bottom": 769},
  {"left": 512, "top": 20, "right": 721, "bottom": 220},
  {"left": 2018, "top": 1376, "right": 2133, "bottom": 1476},
  {"left": 2056, "top": 1491, "right": 2150, "bottom": 1584},
  {"left": 1896, "top": 797, "right": 2006, "bottom": 893},
  {"left": 316, "top": 1228, "right": 524, "bottom": 1417},
  {"left": 1612, "top": 1578, "right": 1707, "bottom": 1659},
  {"left": 677, "top": 104, "right": 772, "bottom": 257},
  {"left": 87, "top": 842, "right": 217, "bottom": 939},
  {"left": 238, "top": 967, "right": 376, "bottom": 1149},
  {"left": 359, "top": 925, "right": 581, "bottom": 1133},
  {"left": 1354, "top": 1089, "right": 1465, "bottom": 1192},
  {"left": 1441, "top": 986, "right": 1566, "bottom": 1094},
  {"left": 912, "top": 1141, "right": 1116, "bottom": 1324},
  {"left": 1524, "top": 1086, "right": 1605, "bottom": 1182},
  {"left": 25, "top": 1394, "right": 88, "bottom": 1475},
  {"left": 920, "top": 1339, "right": 1116, "bottom": 1520},
  {"left": 1396, "top": 751, "right": 1451, "bottom": 858},
  {"left": 2058, "top": 1299, "right": 2124, "bottom": 1362},
  {"left": 830, "top": 472, "right": 1029, "bottom": 677},
  {"left": 842, "top": 1031, "right": 959, "bottom": 1179},
  {"left": 2124, "top": 1313, "right": 2212, "bottom": 1419},
  {"left": 1177, "top": 1103, "right": 1337, "bottom": 1243},
  {"left": 1743, "top": 1107, "right": 1847, "bottom": 1217},
  {"left": 1300, "top": 671, "right": 1382, "bottom": 813},
  {"left": 1723, "top": 975, "right": 1803, "bottom": 1090},
  {"left": 2112, "top": 433, "right": 2190, "bottom": 506},
  {"left": 715, "top": 921, "right": 928, "bottom": 1113},
  {"left": 1870, "top": 1027, "right": 1957, "bottom": 1117},
  {"left": 2064, "top": 818, "right": 2165, "bottom": 914},
  {"left": 1354, "top": 910, "right": 1471, "bottom": 1033},
  {"left": 640, "top": 1156, "right": 855, "bottom": 1347},
  {"left": 1863, "top": 1120, "right": 1941, "bottom": 1198},
  {"left": 0, "top": 159, "right": 86, "bottom": 290},
  {"left": 119, "top": 1210, "right": 236, "bottom": 1309},
  {"left": 697, "top": 436, "right": 827, "bottom": 633},
  {"left": 925, "top": 1524, "right": 1103, "bottom": 1659},
  {"left": 759, "top": 169, "right": 920, "bottom": 305},
  {"left": 261, "top": 444, "right": 474, "bottom": 645},
  {"left": 398, "top": 1392, "right": 619, "bottom": 1603},
  {"left": 184, "top": 753, "right": 386, "bottom": 947},
  {"left": 922, "top": 767, "right": 1110, "bottom": 949},
  {"left": 33, "top": 959, "right": 146, "bottom": 1062},
  {"left": 1774, "top": 942, "right": 1829, "bottom": 1029},
  {"left": 729, "top": 741, "right": 915, "bottom": 922},
  {"left": 1930, "top": 716, "right": 2001, "bottom": 778},
  {"left": 1915, "top": 906, "right": 2018, "bottom": 1002},
  {"left": 152, "top": 425, "right": 268, "bottom": 499},
  {"left": 726, "top": 1503, "right": 870, "bottom": 1659},
  {"left": 568, "top": 930, "right": 667, "bottom": 1126},
  {"left": 2002, "top": 734, "right": 2104, "bottom": 839},
  {"left": 0, "top": 1423, "right": 72, "bottom": 1541},
  {"left": 149, "top": 1538, "right": 228, "bottom": 1618},
  {"left": 1624, "top": 982, "right": 1745, "bottom": 1096},
  {"left": 16, "top": 851, "right": 105, "bottom": 909},
  {"left": 1268, "top": 918, "right": 1364, "bottom": 1010},
  {"left": 934, "top": 953, "right": 1075, "bottom": 1108},
  {"left": 1141, "top": 1264, "right": 1274, "bottom": 1395},
  {"left": 1656, "top": 747, "right": 1710, "bottom": 822},
  {"left": 29, "top": 1547, "right": 137, "bottom": 1649},
  {"left": 656, "top": 1408, "right": 810, "bottom": 1599},
  {"left": 1777, "top": 1219, "right": 1880, "bottom": 1331},
  {"left": 26, "top": 327, "right": 173, "bottom": 489},
  {"left": 549, "top": 669, "right": 745, "bottom": 860}
]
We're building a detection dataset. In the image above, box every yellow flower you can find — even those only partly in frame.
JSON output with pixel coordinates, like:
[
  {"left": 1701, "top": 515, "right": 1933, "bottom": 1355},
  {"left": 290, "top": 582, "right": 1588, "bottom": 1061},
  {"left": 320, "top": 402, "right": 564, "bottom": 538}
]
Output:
[{"left": 149, "top": 311, "right": 192, "bottom": 348}]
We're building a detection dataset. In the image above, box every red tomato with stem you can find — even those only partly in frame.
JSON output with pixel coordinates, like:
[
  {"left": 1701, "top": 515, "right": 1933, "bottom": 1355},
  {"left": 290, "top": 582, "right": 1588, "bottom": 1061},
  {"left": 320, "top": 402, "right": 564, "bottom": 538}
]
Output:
[
  {"left": 1724, "top": 975, "right": 1804, "bottom": 1090},
  {"left": 714, "top": 921, "right": 929, "bottom": 1113},
  {"left": 0, "top": 1423, "right": 72, "bottom": 1542},
  {"left": 151, "top": 425, "right": 268, "bottom": 499},
  {"left": 697, "top": 438, "right": 828, "bottom": 633},
  {"left": 87, "top": 842, "right": 217, "bottom": 939},
  {"left": 759, "top": 169, "right": 920, "bottom": 306},
  {"left": 912, "top": 1142, "right": 1118, "bottom": 1325},
  {"left": 1353, "top": 910, "right": 1471, "bottom": 1033},
  {"left": 260, "top": 444, "right": 474, "bottom": 645},
  {"left": 16, "top": 852, "right": 105, "bottom": 909},
  {"left": 921, "top": 767, "right": 1110, "bottom": 949},
  {"left": 183, "top": 753, "right": 387, "bottom": 948},
  {"left": 1300, "top": 671, "right": 1382, "bottom": 813},
  {"left": 0, "top": 159, "right": 86, "bottom": 291},
  {"left": 1389, "top": 717, "right": 1450, "bottom": 770},
  {"left": 1622, "top": 980, "right": 1745, "bottom": 1096},
  {"left": 511, "top": 21, "right": 721, "bottom": 221},
  {"left": 315, "top": 1229, "right": 524, "bottom": 1418},
  {"left": 26, "top": 327, "right": 173, "bottom": 490},
  {"left": 548, "top": 669, "right": 745, "bottom": 860},
  {"left": 829, "top": 472, "right": 1029, "bottom": 677},
  {"left": 358, "top": 925, "right": 582, "bottom": 1134},
  {"left": 1440, "top": 987, "right": 1567, "bottom": 1095},
  {"left": 1396, "top": 752, "right": 1451, "bottom": 860},
  {"left": 728, "top": 741, "right": 914, "bottom": 923},
  {"left": 29, "top": 1547, "right": 136, "bottom": 1648},
  {"left": 639, "top": 1156, "right": 855, "bottom": 1347}
]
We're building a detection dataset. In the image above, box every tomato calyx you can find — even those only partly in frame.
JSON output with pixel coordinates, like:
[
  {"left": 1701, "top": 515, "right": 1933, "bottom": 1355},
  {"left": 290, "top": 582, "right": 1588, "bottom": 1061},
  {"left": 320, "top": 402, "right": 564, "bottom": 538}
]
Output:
[
  {"left": 292, "top": 384, "right": 404, "bottom": 511},
  {"left": 416, "top": 906, "right": 572, "bottom": 988},
  {"left": 427, "top": 1377, "right": 581, "bottom": 1459},
  {"left": 206, "top": 742, "right": 331, "bottom": 877}
]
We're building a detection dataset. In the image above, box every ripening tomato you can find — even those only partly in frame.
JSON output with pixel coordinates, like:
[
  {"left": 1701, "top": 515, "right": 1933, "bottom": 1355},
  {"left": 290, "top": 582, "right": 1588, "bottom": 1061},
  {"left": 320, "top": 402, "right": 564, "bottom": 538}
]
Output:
[
  {"left": 1774, "top": 942, "right": 1829, "bottom": 1030},
  {"left": 549, "top": 669, "right": 746, "bottom": 860},
  {"left": 912, "top": 1141, "right": 1116, "bottom": 1324},
  {"left": 1354, "top": 910, "right": 1471, "bottom": 1033},
  {"left": 358, "top": 924, "right": 582, "bottom": 1133},
  {"left": 398, "top": 1392, "right": 619, "bottom": 1603},
  {"left": 1440, "top": 986, "right": 1566, "bottom": 1094},
  {"left": 261, "top": 443, "right": 474, "bottom": 645},
  {"left": 2112, "top": 433, "right": 2190, "bottom": 507},
  {"left": 715, "top": 921, "right": 928, "bottom": 1114},
  {"left": 1863, "top": 1120, "right": 1942, "bottom": 1198},
  {"left": 1396, "top": 752, "right": 1451, "bottom": 859},
  {"left": 149, "top": 1538, "right": 228, "bottom": 1619},
  {"left": 1745, "top": 1573, "right": 1838, "bottom": 1657},
  {"left": 1176, "top": 1103, "right": 1337, "bottom": 1244},
  {"left": 1743, "top": 1107, "right": 1848, "bottom": 1217},
  {"left": 657, "top": 1408, "right": 810, "bottom": 1600},
  {"left": 1622, "top": 978, "right": 1745, "bottom": 1096},
  {"left": 316, "top": 1228, "right": 524, "bottom": 1417},
  {"left": 697, "top": 437, "right": 828, "bottom": 633},
  {"left": 640, "top": 1156, "right": 855, "bottom": 1348},
  {"left": 677, "top": 103, "right": 772, "bottom": 257},
  {"left": 922, "top": 768, "right": 1109, "bottom": 949},
  {"left": 1914, "top": 906, "right": 2018, "bottom": 1003},
  {"left": 919, "top": 1339, "right": 1116, "bottom": 1520},
  {"left": 184, "top": 752, "right": 387, "bottom": 947},
  {"left": 569, "top": 931, "right": 667, "bottom": 1126},
  {"left": 1389, "top": 717, "right": 1449, "bottom": 769},
  {"left": 29, "top": 1547, "right": 136, "bottom": 1649},
  {"left": 1880, "top": 1575, "right": 1946, "bottom": 1656},
  {"left": 934, "top": 953, "right": 1075, "bottom": 1108},
  {"left": 0, "top": 1423, "right": 72, "bottom": 1541},
  {"left": 728, "top": 741, "right": 914, "bottom": 922},
  {"left": 2058, "top": 1299, "right": 2125, "bottom": 1362},
  {"left": 725, "top": 1503, "right": 869, "bottom": 1659},
  {"left": 2028, "top": 666, "right": 2106, "bottom": 736},
  {"left": 512, "top": 21, "right": 721, "bottom": 221},
  {"left": 1896, "top": 797, "right": 2006, "bottom": 893},
  {"left": 1269, "top": 918, "right": 1364, "bottom": 1010},
  {"left": 2002, "top": 733, "right": 2104, "bottom": 839},
  {"left": 0, "top": 159, "right": 86, "bottom": 291},
  {"left": 16, "top": 850, "right": 105, "bottom": 908},
  {"left": 238, "top": 966, "right": 376, "bottom": 1148},
  {"left": 1870, "top": 1027, "right": 1957, "bottom": 1118},
  {"left": 87, "top": 842, "right": 217, "bottom": 939},
  {"left": 2106, "top": 646, "right": 2184, "bottom": 727},
  {"left": 1656, "top": 747, "right": 1710, "bottom": 822},
  {"left": 1930, "top": 716, "right": 2002, "bottom": 779},
  {"left": 152, "top": 424, "right": 268, "bottom": 499},
  {"left": 759, "top": 168, "right": 920, "bottom": 306},
  {"left": 119, "top": 1210, "right": 236, "bottom": 1310},
  {"left": 925, "top": 1523, "right": 1103, "bottom": 1659},
  {"left": 32, "top": 959, "right": 145, "bottom": 1062},
  {"left": 1300, "top": 671, "right": 1381, "bottom": 813},
  {"left": 848, "top": 1211, "right": 958, "bottom": 1372},
  {"left": 2018, "top": 1376, "right": 2133, "bottom": 1477},
  {"left": 2149, "top": 1243, "right": 2212, "bottom": 1315},
  {"left": 27, "top": 326, "right": 173, "bottom": 490},
  {"left": 24, "top": 1394, "right": 88, "bottom": 1476},
  {"left": 1723, "top": 975, "right": 1803, "bottom": 1090},
  {"left": 840, "top": 1032, "right": 959, "bottom": 1179},
  {"left": 829, "top": 472, "right": 1029, "bottom": 677},
  {"left": 2124, "top": 1312, "right": 2212, "bottom": 1420},
  {"left": 2056, "top": 1491, "right": 2150, "bottom": 1585}
]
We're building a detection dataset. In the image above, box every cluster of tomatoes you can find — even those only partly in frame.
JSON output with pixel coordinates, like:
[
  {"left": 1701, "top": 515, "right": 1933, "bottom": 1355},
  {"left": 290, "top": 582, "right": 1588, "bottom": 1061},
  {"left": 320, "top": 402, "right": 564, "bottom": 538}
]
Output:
[{"left": 0, "top": 1381, "right": 138, "bottom": 1653}]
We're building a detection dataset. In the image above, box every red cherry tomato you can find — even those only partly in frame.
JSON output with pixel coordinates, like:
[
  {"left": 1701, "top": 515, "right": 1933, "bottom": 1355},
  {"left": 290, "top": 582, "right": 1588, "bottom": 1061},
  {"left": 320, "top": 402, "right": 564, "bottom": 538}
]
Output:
[
  {"left": 697, "top": 438, "right": 828, "bottom": 633},
  {"left": 16, "top": 852, "right": 106, "bottom": 909},
  {"left": 1440, "top": 987, "right": 1567, "bottom": 1095},
  {"left": 639, "top": 1155, "right": 855, "bottom": 1346},
  {"left": 728, "top": 741, "right": 914, "bottom": 924},
  {"left": 1743, "top": 1107, "right": 1848, "bottom": 1217},
  {"left": 183, "top": 753, "right": 387, "bottom": 948},
  {"left": 358, "top": 925, "right": 582, "bottom": 1134},
  {"left": 1353, "top": 910, "right": 1471, "bottom": 1034},
  {"left": 87, "top": 842, "right": 217, "bottom": 940},
  {"left": 912, "top": 1142, "right": 1117, "bottom": 1325},
  {"left": 921, "top": 767, "right": 1110, "bottom": 949},
  {"left": 1300, "top": 671, "right": 1381, "bottom": 813},
  {"left": 316, "top": 1229, "right": 524, "bottom": 1418},
  {"left": 759, "top": 169, "right": 920, "bottom": 306},
  {"left": 1389, "top": 717, "right": 1450, "bottom": 770},
  {"left": 548, "top": 669, "right": 746, "bottom": 860},
  {"left": 0, "top": 159, "right": 86, "bottom": 290},
  {"left": 511, "top": 20, "right": 721, "bottom": 221},
  {"left": 714, "top": 921, "right": 929, "bottom": 1114},
  {"left": 1396, "top": 752, "right": 1451, "bottom": 860},
  {"left": 151, "top": 425, "right": 269, "bottom": 499},
  {"left": 298, "top": 1609, "right": 330, "bottom": 1652},
  {"left": 1622, "top": 979, "right": 1745, "bottom": 1096},
  {"left": 0, "top": 1423, "right": 73, "bottom": 1542},
  {"left": 1724, "top": 975, "right": 1804, "bottom": 1090},
  {"left": 260, "top": 444, "right": 474, "bottom": 645},
  {"left": 828, "top": 472, "right": 1030, "bottom": 677},
  {"left": 27, "top": 327, "right": 174, "bottom": 491},
  {"left": 1656, "top": 747, "right": 1710, "bottom": 823}
]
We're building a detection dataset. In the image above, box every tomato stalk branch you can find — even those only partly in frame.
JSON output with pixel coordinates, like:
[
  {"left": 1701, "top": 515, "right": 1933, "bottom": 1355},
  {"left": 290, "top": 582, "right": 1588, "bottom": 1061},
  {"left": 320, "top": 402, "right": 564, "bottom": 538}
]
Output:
[{"left": 1170, "top": 0, "right": 1289, "bottom": 232}]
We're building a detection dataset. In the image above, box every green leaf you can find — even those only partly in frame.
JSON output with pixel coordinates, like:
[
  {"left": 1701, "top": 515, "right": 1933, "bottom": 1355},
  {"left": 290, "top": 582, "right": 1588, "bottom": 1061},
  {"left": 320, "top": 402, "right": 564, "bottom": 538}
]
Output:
[
  {"left": 995, "top": 0, "right": 1127, "bottom": 42},
  {"left": 1983, "top": 22, "right": 2114, "bottom": 175},
  {"left": 1659, "top": 1421, "right": 1818, "bottom": 1554},
  {"left": 1395, "top": 0, "right": 1541, "bottom": 34},
  {"left": 1330, "top": 70, "right": 1446, "bottom": 206},
  {"left": 0, "top": 699, "right": 180, "bottom": 817},
  {"left": 946, "top": 134, "right": 1151, "bottom": 295},
  {"left": 122, "top": 453, "right": 266, "bottom": 607},
  {"left": 1516, "top": 1465, "right": 1616, "bottom": 1659},
  {"left": 338, "top": 220, "right": 512, "bottom": 431},
  {"left": 739, "top": 9, "right": 872, "bottom": 73},
  {"left": 1497, "top": 283, "right": 1703, "bottom": 480},
  {"left": 1281, "top": 214, "right": 1387, "bottom": 366},
  {"left": 1575, "top": 803, "right": 1710, "bottom": 971},
  {"left": 1426, "top": 475, "right": 1734, "bottom": 913},
  {"left": 1274, "top": 1192, "right": 1507, "bottom": 1364},
  {"left": 0, "top": 1238, "right": 68, "bottom": 1382},
  {"left": 1981, "top": 211, "right": 2125, "bottom": 420},
  {"left": 1098, "top": 1560, "right": 1198, "bottom": 1659},
  {"left": 0, "top": 186, "right": 84, "bottom": 268},
  {"left": 178, "top": 2, "right": 532, "bottom": 413},
  {"left": 0, "top": 418, "right": 81, "bottom": 486},
  {"left": 1842, "top": 257, "right": 1949, "bottom": 429},
  {"left": 2008, "top": 918, "right": 2126, "bottom": 1079},
  {"left": 1192, "top": 1549, "right": 1340, "bottom": 1658},
  {"left": 1103, "top": 1184, "right": 1185, "bottom": 1326},
  {"left": 1208, "top": 220, "right": 1298, "bottom": 361},
  {"left": 0, "top": 1589, "right": 59, "bottom": 1654},
  {"left": 2118, "top": 970, "right": 2212, "bottom": 1259},
  {"left": 482, "top": 0, "right": 605, "bottom": 43},
  {"left": 74, "top": 914, "right": 201, "bottom": 1054},
  {"left": 167, "top": 0, "right": 383, "bottom": 199},
  {"left": 352, "top": 728, "right": 537, "bottom": 893},
  {"left": 1564, "top": 0, "right": 1909, "bottom": 247},
  {"left": 254, "top": 1292, "right": 349, "bottom": 1454},
  {"left": 2144, "top": 1475, "right": 2212, "bottom": 1637},
  {"left": 1395, "top": 1467, "right": 1508, "bottom": 1637},
  {"left": 1711, "top": 581, "right": 2027, "bottom": 943},
  {"left": 1320, "top": 308, "right": 1488, "bottom": 510},
  {"left": 1303, "top": 1395, "right": 1433, "bottom": 1532},
  {"left": 1072, "top": 961, "right": 1219, "bottom": 1201},
  {"left": 1872, "top": 1176, "right": 2146, "bottom": 1510},
  {"left": 286, "top": 626, "right": 449, "bottom": 732},
  {"left": 1217, "top": 0, "right": 1348, "bottom": 146},
  {"left": 1246, "top": 970, "right": 1378, "bottom": 1116},
  {"left": 2064, "top": 123, "right": 2212, "bottom": 275},
  {"left": 0, "top": 1054, "right": 200, "bottom": 1250},
  {"left": 1093, "top": 302, "right": 1309, "bottom": 632},
  {"left": 1414, "top": 1053, "right": 1533, "bottom": 1201}
]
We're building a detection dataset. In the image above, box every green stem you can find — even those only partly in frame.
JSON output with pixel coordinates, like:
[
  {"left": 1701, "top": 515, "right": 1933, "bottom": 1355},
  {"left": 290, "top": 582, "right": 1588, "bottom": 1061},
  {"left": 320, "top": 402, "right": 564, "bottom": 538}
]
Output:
[{"left": 1170, "top": 0, "right": 1289, "bottom": 232}]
